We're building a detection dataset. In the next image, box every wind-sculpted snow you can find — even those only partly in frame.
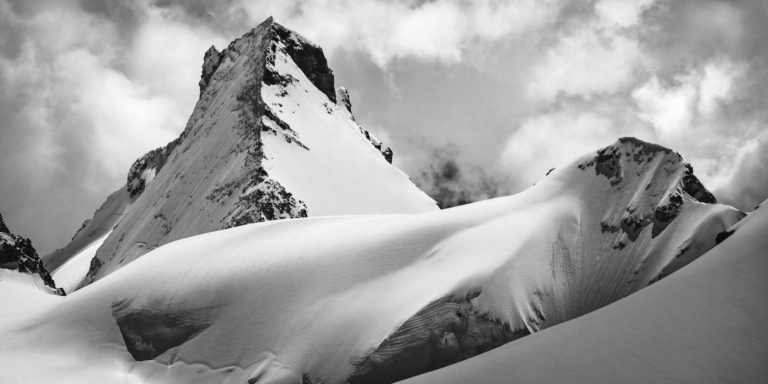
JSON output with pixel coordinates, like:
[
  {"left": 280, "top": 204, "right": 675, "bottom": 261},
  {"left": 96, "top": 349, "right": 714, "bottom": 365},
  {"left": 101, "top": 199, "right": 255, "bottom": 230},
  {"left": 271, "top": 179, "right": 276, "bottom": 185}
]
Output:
[
  {"left": 71, "top": 18, "right": 435, "bottom": 287},
  {"left": 403, "top": 201, "right": 768, "bottom": 384},
  {"left": 0, "top": 137, "right": 744, "bottom": 384}
]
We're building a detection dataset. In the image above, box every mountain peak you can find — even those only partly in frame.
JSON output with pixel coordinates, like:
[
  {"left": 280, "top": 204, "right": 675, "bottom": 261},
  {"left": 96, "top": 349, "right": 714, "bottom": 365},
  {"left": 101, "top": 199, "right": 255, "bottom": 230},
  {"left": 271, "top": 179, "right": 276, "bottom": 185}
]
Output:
[
  {"left": 72, "top": 20, "right": 435, "bottom": 285},
  {"left": 198, "top": 17, "right": 336, "bottom": 102},
  {"left": 579, "top": 136, "right": 716, "bottom": 204}
]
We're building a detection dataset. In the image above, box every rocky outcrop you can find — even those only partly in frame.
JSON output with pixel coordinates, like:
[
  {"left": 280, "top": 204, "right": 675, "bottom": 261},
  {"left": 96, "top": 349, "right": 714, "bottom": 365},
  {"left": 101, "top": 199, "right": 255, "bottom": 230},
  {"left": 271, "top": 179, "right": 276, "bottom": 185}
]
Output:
[
  {"left": 199, "top": 46, "right": 223, "bottom": 95},
  {"left": 127, "top": 139, "right": 181, "bottom": 199},
  {"left": 346, "top": 291, "right": 527, "bottom": 384},
  {"left": 336, "top": 87, "right": 352, "bottom": 114},
  {"left": 682, "top": 164, "right": 717, "bottom": 203},
  {"left": 0, "top": 214, "right": 65, "bottom": 295},
  {"left": 112, "top": 298, "right": 213, "bottom": 361},
  {"left": 270, "top": 21, "right": 336, "bottom": 102}
]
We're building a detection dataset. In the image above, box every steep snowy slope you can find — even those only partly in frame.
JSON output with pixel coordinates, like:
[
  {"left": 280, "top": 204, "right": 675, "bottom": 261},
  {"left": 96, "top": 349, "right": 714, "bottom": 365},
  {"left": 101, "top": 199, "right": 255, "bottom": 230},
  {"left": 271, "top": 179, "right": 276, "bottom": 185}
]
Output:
[
  {"left": 0, "top": 138, "right": 742, "bottom": 383},
  {"left": 52, "top": 232, "right": 111, "bottom": 293},
  {"left": 73, "top": 18, "right": 435, "bottom": 286},
  {"left": 43, "top": 187, "right": 128, "bottom": 272},
  {"left": 403, "top": 200, "right": 768, "bottom": 384}
]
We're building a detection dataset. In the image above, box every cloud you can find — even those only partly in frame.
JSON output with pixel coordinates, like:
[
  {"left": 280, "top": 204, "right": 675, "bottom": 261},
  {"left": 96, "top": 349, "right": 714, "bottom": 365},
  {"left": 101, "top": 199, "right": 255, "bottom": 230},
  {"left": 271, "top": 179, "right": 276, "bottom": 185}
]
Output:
[
  {"left": 715, "top": 131, "right": 768, "bottom": 210},
  {"left": 0, "top": 0, "right": 221, "bottom": 252},
  {"left": 0, "top": 0, "right": 767, "bottom": 253},
  {"left": 414, "top": 145, "right": 506, "bottom": 208},
  {"left": 527, "top": 27, "right": 642, "bottom": 101},
  {"left": 526, "top": 0, "right": 653, "bottom": 102},
  {"left": 237, "top": 0, "right": 561, "bottom": 66},
  {"left": 499, "top": 107, "right": 639, "bottom": 188},
  {"left": 629, "top": 58, "right": 753, "bottom": 194},
  {"left": 595, "top": 0, "right": 654, "bottom": 28}
]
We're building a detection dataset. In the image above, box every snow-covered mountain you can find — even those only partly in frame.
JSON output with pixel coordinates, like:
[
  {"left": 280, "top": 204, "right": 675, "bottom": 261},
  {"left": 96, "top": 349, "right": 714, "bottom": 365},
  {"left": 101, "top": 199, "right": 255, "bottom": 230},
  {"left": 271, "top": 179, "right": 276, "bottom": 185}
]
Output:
[
  {"left": 0, "top": 213, "right": 64, "bottom": 295},
  {"left": 403, "top": 199, "right": 768, "bottom": 384},
  {"left": 0, "top": 133, "right": 744, "bottom": 383},
  {"left": 45, "top": 18, "right": 436, "bottom": 289}
]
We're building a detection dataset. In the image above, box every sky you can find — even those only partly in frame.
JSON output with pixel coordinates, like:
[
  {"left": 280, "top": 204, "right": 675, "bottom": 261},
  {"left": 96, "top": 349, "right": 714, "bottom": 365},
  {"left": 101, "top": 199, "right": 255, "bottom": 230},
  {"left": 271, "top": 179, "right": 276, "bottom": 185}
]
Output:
[{"left": 1, "top": 0, "right": 767, "bottom": 254}]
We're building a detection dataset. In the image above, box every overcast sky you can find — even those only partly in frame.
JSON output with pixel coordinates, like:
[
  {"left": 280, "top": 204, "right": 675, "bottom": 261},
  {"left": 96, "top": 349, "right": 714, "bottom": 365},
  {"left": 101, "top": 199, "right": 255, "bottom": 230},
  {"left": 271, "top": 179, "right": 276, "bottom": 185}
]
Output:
[{"left": 1, "top": 0, "right": 767, "bottom": 253}]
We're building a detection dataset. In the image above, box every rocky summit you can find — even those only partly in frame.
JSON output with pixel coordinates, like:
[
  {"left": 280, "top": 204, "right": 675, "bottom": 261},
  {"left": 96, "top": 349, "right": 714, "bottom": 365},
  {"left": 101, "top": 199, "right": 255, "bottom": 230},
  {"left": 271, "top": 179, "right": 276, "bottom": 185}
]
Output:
[{"left": 62, "top": 18, "right": 435, "bottom": 287}]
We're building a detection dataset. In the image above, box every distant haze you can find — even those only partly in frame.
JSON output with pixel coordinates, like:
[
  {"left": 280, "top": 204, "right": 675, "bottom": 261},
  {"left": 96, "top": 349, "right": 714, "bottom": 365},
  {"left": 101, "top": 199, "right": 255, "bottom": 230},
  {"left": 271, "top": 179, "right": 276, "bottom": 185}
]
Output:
[{"left": 1, "top": 0, "right": 767, "bottom": 253}]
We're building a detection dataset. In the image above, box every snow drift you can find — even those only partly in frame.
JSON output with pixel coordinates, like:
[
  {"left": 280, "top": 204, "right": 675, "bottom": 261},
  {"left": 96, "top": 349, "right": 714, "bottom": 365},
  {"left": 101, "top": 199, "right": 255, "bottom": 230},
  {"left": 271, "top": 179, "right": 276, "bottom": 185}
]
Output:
[
  {"left": 403, "top": 199, "right": 768, "bottom": 384},
  {"left": 0, "top": 133, "right": 742, "bottom": 383}
]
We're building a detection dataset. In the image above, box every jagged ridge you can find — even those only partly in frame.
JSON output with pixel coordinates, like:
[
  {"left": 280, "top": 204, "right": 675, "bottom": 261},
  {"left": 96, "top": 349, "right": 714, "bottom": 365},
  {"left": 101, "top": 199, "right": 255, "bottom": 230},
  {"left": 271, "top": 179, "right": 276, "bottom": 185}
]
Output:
[{"left": 0, "top": 213, "right": 65, "bottom": 295}]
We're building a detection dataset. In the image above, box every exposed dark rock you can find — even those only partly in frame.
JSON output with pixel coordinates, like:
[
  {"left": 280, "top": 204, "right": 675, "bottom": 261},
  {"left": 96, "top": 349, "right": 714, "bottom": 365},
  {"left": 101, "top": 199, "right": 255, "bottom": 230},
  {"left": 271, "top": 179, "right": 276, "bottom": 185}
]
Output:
[
  {"left": 112, "top": 299, "right": 212, "bottom": 361},
  {"left": 651, "top": 193, "right": 683, "bottom": 237},
  {"left": 383, "top": 147, "right": 393, "bottom": 164},
  {"left": 261, "top": 107, "right": 308, "bottom": 150},
  {"left": 223, "top": 168, "right": 308, "bottom": 228},
  {"left": 582, "top": 137, "right": 675, "bottom": 186},
  {"left": 126, "top": 139, "right": 181, "bottom": 199},
  {"left": 593, "top": 145, "right": 623, "bottom": 186},
  {"left": 681, "top": 164, "right": 717, "bottom": 203},
  {"left": 336, "top": 87, "right": 352, "bottom": 114},
  {"left": 0, "top": 214, "right": 8, "bottom": 233},
  {"left": 347, "top": 292, "right": 527, "bottom": 383},
  {"left": 715, "top": 229, "right": 735, "bottom": 244},
  {"left": 270, "top": 22, "right": 336, "bottom": 102},
  {"left": 0, "top": 213, "right": 65, "bottom": 295},
  {"left": 199, "top": 46, "right": 223, "bottom": 95}
]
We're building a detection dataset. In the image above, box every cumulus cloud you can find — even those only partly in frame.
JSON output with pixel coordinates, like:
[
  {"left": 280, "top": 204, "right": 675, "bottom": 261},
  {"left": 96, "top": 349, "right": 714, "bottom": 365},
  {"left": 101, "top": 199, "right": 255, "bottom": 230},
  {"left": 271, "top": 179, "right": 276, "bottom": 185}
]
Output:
[
  {"left": 0, "top": 0, "right": 766, "bottom": 252},
  {"left": 237, "top": 0, "right": 561, "bottom": 66},
  {"left": 500, "top": 106, "right": 645, "bottom": 188},
  {"left": 716, "top": 131, "right": 768, "bottom": 210},
  {"left": 527, "top": 0, "right": 648, "bottom": 102}
]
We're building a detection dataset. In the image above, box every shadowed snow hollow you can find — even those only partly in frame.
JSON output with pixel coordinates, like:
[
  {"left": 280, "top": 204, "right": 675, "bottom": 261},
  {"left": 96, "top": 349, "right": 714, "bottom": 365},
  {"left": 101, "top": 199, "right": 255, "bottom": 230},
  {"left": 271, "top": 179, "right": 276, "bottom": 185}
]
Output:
[{"left": 0, "top": 135, "right": 742, "bottom": 383}]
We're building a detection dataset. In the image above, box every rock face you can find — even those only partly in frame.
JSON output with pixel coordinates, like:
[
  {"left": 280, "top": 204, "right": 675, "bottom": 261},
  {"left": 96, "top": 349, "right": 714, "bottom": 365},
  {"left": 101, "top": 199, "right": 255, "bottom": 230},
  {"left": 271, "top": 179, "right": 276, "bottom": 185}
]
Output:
[
  {"left": 75, "top": 18, "right": 436, "bottom": 286},
  {"left": 348, "top": 292, "right": 528, "bottom": 384},
  {"left": 0, "top": 214, "right": 65, "bottom": 295}
]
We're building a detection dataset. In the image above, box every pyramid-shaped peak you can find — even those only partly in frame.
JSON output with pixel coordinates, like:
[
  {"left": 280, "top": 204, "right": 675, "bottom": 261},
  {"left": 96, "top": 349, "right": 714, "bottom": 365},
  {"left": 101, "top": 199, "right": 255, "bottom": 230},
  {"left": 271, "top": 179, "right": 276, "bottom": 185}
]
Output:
[
  {"left": 198, "top": 17, "right": 336, "bottom": 102},
  {"left": 75, "top": 21, "right": 436, "bottom": 285}
]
